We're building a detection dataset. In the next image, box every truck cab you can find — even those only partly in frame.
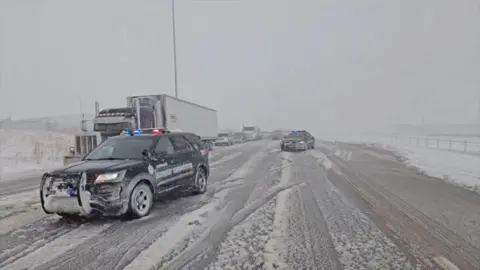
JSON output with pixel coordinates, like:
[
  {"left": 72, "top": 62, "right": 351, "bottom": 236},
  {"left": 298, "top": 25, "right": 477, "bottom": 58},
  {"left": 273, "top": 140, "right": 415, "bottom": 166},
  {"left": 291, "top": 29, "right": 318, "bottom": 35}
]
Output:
[
  {"left": 241, "top": 125, "right": 260, "bottom": 141},
  {"left": 93, "top": 106, "right": 156, "bottom": 141}
]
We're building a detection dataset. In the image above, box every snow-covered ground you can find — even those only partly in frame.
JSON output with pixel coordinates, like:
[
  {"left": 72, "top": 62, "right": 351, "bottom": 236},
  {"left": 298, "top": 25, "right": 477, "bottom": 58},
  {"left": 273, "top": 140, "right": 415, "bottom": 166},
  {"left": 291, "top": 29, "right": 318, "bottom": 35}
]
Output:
[
  {"left": 0, "top": 129, "right": 73, "bottom": 179},
  {"left": 328, "top": 134, "right": 480, "bottom": 194},
  {"left": 384, "top": 144, "right": 480, "bottom": 193}
]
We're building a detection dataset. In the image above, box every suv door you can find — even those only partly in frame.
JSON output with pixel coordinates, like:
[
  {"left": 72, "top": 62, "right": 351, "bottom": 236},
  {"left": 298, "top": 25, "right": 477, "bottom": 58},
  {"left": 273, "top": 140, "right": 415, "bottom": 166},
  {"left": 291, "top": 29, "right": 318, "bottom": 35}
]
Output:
[
  {"left": 185, "top": 134, "right": 209, "bottom": 159},
  {"left": 168, "top": 135, "right": 196, "bottom": 187},
  {"left": 306, "top": 132, "right": 315, "bottom": 147},
  {"left": 153, "top": 136, "right": 178, "bottom": 192}
]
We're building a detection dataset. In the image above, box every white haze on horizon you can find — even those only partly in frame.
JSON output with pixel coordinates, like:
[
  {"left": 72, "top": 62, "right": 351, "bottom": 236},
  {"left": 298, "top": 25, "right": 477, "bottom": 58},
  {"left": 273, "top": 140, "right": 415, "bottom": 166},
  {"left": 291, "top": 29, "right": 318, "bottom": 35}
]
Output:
[{"left": 0, "top": 0, "right": 479, "bottom": 136}]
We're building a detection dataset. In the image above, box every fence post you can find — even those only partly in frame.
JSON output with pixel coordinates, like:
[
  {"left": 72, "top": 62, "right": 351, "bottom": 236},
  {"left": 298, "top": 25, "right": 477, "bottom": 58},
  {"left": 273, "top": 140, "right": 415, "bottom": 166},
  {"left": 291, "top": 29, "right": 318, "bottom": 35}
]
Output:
[
  {"left": 464, "top": 140, "right": 467, "bottom": 152},
  {"left": 426, "top": 137, "right": 429, "bottom": 147},
  {"left": 417, "top": 136, "right": 420, "bottom": 145},
  {"left": 409, "top": 137, "right": 411, "bottom": 144},
  {"left": 436, "top": 139, "right": 439, "bottom": 149},
  {"left": 449, "top": 140, "right": 452, "bottom": 151}
]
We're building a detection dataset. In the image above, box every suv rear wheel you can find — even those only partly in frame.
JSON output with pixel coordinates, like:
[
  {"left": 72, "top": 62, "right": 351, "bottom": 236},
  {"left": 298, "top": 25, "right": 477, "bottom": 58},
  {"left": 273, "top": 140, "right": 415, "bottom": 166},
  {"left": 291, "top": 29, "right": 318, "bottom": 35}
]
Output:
[{"left": 191, "top": 168, "right": 207, "bottom": 194}]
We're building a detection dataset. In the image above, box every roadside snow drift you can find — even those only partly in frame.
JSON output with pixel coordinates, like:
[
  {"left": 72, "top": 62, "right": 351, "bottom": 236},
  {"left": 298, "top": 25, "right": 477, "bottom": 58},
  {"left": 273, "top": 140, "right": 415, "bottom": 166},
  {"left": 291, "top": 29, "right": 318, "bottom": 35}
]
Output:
[
  {"left": 385, "top": 144, "right": 480, "bottom": 193},
  {"left": 0, "top": 128, "right": 73, "bottom": 178}
]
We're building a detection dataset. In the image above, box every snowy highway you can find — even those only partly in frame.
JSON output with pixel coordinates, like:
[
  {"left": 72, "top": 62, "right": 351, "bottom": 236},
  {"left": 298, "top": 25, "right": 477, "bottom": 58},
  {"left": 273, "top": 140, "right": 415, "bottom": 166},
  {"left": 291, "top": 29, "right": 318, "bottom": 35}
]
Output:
[{"left": 1, "top": 140, "right": 479, "bottom": 270}]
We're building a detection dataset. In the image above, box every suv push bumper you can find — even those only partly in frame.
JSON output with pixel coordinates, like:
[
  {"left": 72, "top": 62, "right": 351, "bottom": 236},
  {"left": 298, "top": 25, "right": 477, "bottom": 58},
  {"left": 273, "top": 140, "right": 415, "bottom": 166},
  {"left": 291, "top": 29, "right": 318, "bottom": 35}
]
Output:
[
  {"left": 41, "top": 173, "right": 130, "bottom": 217},
  {"left": 281, "top": 142, "right": 308, "bottom": 151}
]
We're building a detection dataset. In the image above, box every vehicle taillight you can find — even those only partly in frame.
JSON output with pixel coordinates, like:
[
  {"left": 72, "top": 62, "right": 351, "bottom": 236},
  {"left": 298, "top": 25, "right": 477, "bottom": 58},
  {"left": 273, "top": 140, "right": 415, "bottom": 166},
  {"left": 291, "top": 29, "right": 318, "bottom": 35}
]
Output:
[{"left": 152, "top": 128, "right": 160, "bottom": 134}]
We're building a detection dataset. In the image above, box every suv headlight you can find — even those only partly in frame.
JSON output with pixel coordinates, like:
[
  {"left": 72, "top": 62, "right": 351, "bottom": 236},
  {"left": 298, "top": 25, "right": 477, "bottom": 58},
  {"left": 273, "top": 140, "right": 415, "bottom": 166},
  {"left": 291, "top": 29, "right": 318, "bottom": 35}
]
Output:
[
  {"left": 299, "top": 141, "right": 305, "bottom": 144},
  {"left": 94, "top": 170, "right": 126, "bottom": 184}
]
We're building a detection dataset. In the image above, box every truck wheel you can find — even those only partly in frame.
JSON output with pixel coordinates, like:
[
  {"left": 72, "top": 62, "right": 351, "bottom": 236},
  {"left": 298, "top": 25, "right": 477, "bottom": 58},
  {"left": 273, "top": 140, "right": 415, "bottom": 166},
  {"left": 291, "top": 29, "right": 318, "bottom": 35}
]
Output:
[
  {"left": 127, "top": 183, "right": 153, "bottom": 219},
  {"left": 191, "top": 168, "right": 207, "bottom": 194}
]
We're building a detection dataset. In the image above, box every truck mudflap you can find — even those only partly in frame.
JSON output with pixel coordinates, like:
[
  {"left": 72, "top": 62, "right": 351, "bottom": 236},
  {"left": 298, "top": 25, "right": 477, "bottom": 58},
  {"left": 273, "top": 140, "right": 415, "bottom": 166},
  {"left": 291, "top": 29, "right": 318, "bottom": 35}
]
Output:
[{"left": 40, "top": 173, "right": 130, "bottom": 217}]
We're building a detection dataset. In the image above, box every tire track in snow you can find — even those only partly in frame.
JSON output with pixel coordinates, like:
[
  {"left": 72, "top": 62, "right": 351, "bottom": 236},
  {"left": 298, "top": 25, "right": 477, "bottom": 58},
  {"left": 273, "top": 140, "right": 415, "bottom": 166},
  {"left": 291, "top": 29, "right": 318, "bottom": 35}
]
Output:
[
  {"left": 282, "top": 154, "right": 341, "bottom": 270},
  {"left": 0, "top": 222, "right": 112, "bottom": 270},
  {"left": 210, "top": 152, "right": 243, "bottom": 167},
  {"left": 161, "top": 144, "right": 299, "bottom": 270},
  {"left": 0, "top": 190, "right": 48, "bottom": 235},
  {"left": 26, "top": 143, "right": 266, "bottom": 270},
  {"left": 263, "top": 152, "right": 293, "bottom": 270},
  {"left": 311, "top": 153, "right": 416, "bottom": 269},
  {"left": 0, "top": 216, "right": 83, "bottom": 266},
  {"left": 124, "top": 142, "right": 280, "bottom": 270},
  {"left": 0, "top": 142, "right": 263, "bottom": 270}
]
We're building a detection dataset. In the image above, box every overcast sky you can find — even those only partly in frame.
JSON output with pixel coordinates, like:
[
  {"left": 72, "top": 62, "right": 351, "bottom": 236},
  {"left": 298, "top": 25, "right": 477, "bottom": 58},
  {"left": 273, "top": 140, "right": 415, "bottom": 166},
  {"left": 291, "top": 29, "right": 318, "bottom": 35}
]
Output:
[{"left": 1, "top": 0, "right": 479, "bottom": 134}]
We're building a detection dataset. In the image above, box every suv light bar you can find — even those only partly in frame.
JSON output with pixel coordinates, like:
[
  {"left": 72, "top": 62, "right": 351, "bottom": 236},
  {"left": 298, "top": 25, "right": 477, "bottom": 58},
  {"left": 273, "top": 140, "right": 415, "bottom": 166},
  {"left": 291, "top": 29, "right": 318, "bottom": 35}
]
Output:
[{"left": 121, "top": 128, "right": 170, "bottom": 136}]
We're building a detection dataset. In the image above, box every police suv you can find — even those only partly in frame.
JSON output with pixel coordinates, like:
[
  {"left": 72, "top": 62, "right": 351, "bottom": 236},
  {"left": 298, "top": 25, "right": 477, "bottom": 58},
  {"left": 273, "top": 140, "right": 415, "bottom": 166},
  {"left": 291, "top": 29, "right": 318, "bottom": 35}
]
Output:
[
  {"left": 40, "top": 128, "right": 210, "bottom": 219},
  {"left": 280, "top": 130, "right": 315, "bottom": 151}
]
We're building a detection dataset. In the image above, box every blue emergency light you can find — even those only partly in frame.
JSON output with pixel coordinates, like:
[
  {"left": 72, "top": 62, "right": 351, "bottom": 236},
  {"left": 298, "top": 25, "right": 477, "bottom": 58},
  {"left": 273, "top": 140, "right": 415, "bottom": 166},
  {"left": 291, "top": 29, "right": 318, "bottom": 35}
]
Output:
[{"left": 133, "top": 129, "right": 141, "bottom": 135}]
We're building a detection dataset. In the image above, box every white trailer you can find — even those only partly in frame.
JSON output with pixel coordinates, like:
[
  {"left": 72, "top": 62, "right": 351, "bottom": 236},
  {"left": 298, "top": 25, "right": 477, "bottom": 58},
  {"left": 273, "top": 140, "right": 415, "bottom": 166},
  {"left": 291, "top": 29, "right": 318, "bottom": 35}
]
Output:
[
  {"left": 125, "top": 94, "right": 218, "bottom": 141},
  {"left": 162, "top": 95, "right": 218, "bottom": 140}
]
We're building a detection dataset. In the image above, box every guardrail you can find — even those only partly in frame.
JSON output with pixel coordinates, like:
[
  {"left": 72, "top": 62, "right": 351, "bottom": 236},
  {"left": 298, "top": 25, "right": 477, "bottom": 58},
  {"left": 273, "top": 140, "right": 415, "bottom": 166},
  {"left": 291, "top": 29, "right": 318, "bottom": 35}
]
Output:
[{"left": 389, "top": 135, "right": 480, "bottom": 155}]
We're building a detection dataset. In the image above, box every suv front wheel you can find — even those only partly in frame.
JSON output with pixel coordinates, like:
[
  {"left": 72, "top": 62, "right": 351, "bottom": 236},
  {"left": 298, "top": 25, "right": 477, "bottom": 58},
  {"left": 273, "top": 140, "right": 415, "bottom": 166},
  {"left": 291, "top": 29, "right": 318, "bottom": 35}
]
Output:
[{"left": 127, "top": 183, "right": 153, "bottom": 218}]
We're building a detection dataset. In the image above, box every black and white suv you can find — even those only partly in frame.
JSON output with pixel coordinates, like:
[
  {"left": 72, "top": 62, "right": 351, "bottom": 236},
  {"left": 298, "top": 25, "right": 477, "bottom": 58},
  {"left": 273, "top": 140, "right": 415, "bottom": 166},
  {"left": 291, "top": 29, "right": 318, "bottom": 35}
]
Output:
[{"left": 40, "top": 129, "right": 210, "bottom": 219}]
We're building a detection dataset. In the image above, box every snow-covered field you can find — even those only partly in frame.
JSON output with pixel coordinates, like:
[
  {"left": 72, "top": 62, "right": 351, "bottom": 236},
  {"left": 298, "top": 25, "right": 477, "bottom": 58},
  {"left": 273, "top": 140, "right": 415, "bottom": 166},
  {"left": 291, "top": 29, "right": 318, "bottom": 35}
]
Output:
[
  {"left": 389, "top": 135, "right": 480, "bottom": 154},
  {"left": 384, "top": 144, "right": 480, "bottom": 192},
  {"left": 329, "top": 134, "right": 480, "bottom": 194},
  {"left": 0, "top": 129, "right": 73, "bottom": 179}
]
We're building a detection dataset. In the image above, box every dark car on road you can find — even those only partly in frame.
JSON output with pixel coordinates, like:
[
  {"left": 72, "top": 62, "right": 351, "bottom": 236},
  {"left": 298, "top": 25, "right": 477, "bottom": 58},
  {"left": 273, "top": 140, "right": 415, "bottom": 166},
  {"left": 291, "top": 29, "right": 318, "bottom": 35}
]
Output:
[
  {"left": 280, "top": 130, "right": 315, "bottom": 151},
  {"left": 231, "top": 132, "right": 247, "bottom": 144},
  {"left": 40, "top": 129, "right": 210, "bottom": 219}
]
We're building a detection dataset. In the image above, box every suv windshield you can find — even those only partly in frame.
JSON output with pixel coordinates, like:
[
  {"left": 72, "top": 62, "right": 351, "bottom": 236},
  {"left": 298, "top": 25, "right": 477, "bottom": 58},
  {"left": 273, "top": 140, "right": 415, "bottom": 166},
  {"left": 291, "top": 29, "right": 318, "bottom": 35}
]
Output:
[
  {"left": 285, "top": 132, "right": 305, "bottom": 138},
  {"left": 84, "top": 137, "right": 155, "bottom": 160},
  {"left": 218, "top": 133, "right": 229, "bottom": 137},
  {"left": 243, "top": 127, "right": 255, "bottom": 131}
]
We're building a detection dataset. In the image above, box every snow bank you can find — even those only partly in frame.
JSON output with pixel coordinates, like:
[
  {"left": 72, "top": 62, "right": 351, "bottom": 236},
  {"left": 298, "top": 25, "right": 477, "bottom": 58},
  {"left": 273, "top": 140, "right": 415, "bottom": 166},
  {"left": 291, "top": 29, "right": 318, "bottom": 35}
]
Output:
[
  {"left": 385, "top": 144, "right": 480, "bottom": 193},
  {"left": 0, "top": 128, "right": 73, "bottom": 178}
]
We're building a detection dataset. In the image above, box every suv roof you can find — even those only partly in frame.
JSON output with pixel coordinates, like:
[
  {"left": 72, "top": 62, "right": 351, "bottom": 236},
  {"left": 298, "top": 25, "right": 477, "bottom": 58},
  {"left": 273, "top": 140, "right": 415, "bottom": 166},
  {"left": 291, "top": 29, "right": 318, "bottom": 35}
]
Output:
[{"left": 111, "top": 131, "right": 198, "bottom": 140}]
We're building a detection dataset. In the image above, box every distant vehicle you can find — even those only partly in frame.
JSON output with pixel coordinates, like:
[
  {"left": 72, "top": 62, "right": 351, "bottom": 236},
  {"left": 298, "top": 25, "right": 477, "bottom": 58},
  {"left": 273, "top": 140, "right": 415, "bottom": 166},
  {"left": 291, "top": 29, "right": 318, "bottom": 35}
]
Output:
[
  {"left": 231, "top": 132, "right": 247, "bottom": 144},
  {"left": 217, "top": 132, "right": 231, "bottom": 138},
  {"left": 280, "top": 130, "right": 315, "bottom": 151},
  {"left": 241, "top": 125, "right": 261, "bottom": 141},
  {"left": 41, "top": 129, "right": 210, "bottom": 219},
  {"left": 215, "top": 132, "right": 233, "bottom": 146}
]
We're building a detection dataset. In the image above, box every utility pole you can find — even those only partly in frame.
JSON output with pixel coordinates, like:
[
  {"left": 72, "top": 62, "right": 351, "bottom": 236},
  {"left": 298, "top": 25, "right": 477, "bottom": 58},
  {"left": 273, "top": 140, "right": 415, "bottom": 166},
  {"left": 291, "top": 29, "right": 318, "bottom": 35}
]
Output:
[{"left": 171, "top": 0, "right": 179, "bottom": 98}]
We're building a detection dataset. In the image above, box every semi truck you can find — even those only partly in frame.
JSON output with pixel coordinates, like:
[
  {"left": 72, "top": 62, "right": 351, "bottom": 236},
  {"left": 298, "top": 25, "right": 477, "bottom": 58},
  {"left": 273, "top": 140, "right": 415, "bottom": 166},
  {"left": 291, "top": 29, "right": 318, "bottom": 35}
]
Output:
[
  {"left": 241, "top": 125, "right": 261, "bottom": 141},
  {"left": 63, "top": 94, "right": 218, "bottom": 164}
]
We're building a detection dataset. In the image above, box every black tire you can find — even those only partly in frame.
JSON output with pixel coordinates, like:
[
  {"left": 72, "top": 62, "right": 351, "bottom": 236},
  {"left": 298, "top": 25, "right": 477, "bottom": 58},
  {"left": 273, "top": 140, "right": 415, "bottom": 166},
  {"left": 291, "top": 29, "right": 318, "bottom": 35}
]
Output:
[
  {"left": 191, "top": 167, "right": 207, "bottom": 194},
  {"left": 40, "top": 177, "right": 53, "bottom": 214},
  {"left": 57, "top": 213, "right": 82, "bottom": 221},
  {"left": 127, "top": 183, "right": 153, "bottom": 219}
]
